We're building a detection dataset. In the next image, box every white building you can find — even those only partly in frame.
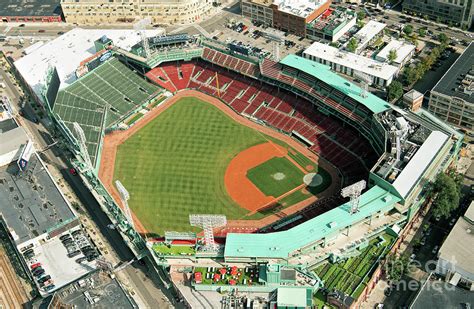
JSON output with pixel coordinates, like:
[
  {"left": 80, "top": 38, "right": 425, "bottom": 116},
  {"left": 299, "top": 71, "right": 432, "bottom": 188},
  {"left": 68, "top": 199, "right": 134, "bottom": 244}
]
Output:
[
  {"left": 303, "top": 42, "right": 399, "bottom": 87},
  {"left": 352, "top": 20, "right": 386, "bottom": 54},
  {"left": 376, "top": 40, "right": 416, "bottom": 68},
  {"left": 436, "top": 201, "right": 474, "bottom": 288},
  {"left": 14, "top": 28, "right": 162, "bottom": 104}
]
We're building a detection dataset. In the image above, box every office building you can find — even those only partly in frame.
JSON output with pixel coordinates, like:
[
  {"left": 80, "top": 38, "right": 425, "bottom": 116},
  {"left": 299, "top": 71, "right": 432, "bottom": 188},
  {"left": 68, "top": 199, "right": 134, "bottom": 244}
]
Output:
[{"left": 428, "top": 43, "right": 474, "bottom": 138}]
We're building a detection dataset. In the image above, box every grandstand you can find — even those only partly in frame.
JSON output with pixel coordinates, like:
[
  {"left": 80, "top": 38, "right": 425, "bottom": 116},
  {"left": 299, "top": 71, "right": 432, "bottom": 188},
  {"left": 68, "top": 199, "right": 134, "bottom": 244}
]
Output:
[
  {"left": 51, "top": 57, "right": 161, "bottom": 167},
  {"left": 146, "top": 57, "right": 379, "bottom": 183},
  {"left": 18, "top": 32, "right": 462, "bottom": 302}
]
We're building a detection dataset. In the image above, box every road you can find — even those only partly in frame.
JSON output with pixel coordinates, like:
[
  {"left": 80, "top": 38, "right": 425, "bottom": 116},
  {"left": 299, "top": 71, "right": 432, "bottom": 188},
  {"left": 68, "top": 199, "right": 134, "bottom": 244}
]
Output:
[{"left": 0, "top": 64, "right": 175, "bottom": 308}]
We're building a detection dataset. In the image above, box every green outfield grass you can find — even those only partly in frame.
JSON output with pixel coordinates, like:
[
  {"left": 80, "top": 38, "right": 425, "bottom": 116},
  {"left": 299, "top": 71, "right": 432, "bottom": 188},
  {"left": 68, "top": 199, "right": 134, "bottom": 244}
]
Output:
[
  {"left": 246, "top": 157, "right": 305, "bottom": 197},
  {"left": 113, "top": 97, "right": 331, "bottom": 234}
]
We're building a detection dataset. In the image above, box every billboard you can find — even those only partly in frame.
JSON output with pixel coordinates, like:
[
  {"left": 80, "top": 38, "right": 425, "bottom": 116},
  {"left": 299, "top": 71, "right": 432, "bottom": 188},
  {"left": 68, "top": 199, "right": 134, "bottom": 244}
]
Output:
[
  {"left": 17, "top": 140, "right": 34, "bottom": 171},
  {"left": 229, "top": 43, "right": 249, "bottom": 56}
]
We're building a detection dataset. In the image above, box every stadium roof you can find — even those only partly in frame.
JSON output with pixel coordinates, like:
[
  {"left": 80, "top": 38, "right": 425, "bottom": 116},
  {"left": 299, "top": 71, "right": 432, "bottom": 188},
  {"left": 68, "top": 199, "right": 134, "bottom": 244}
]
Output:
[
  {"left": 14, "top": 28, "right": 163, "bottom": 103},
  {"left": 392, "top": 130, "right": 448, "bottom": 199},
  {"left": 432, "top": 42, "right": 474, "bottom": 103},
  {"left": 302, "top": 42, "right": 399, "bottom": 82},
  {"left": 224, "top": 185, "right": 400, "bottom": 259},
  {"left": 0, "top": 0, "right": 61, "bottom": 17},
  {"left": 280, "top": 54, "right": 391, "bottom": 114}
]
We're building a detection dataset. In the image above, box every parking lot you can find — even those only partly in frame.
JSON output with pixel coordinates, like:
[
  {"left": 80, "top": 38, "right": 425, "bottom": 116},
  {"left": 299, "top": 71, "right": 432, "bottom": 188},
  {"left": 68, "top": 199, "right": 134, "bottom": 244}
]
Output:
[{"left": 20, "top": 226, "right": 100, "bottom": 295}]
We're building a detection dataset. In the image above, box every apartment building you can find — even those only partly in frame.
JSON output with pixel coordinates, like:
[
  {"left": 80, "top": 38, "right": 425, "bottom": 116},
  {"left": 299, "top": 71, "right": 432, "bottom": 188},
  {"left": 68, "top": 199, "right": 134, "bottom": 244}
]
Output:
[
  {"left": 61, "top": 0, "right": 215, "bottom": 25},
  {"left": 403, "top": 0, "right": 474, "bottom": 29},
  {"left": 241, "top": 0, "right": 331, "bottom": 37}
]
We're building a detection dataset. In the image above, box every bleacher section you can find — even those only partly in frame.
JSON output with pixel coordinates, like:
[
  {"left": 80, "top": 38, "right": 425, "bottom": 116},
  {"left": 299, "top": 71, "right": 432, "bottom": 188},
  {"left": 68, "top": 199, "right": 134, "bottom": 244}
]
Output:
[
  {"left": 146, "top": 59, "right": 376, "bottom": 181},
  {"left": 260, "top": 58, "right": 370, "bottom": 128},
  {"left": 53, "top": 57, "right": 161, "bottom": 166}
]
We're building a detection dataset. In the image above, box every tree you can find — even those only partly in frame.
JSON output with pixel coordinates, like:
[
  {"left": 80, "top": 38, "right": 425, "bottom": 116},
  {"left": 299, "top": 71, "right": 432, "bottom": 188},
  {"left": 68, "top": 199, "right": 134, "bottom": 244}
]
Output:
[
  {"left": 403, "top": 25, "right": 413, "bottom": 36},
  {"left": 403, "top": 67, "right": 418, "bottom": 86},
  {"left": 438, "top": 33, "right": 449, "bottom": 44},
  {"left": 385, "top": 254, "right": 409, "bottom": 284},
  {"left": 388, "top": 49, "right": 398, "bottom": 64},
  {"left": 430, "top": 172, "right": 462, "bottom": 219},
  {"left": 418, "top": 28, "right": 426, "bottom": 37},
  {"left": 347, "top": 38, "right": 358, "bottom": 53},
  {"left": 387, "top": 81, "right": 403, "bottom": 101},
  {"left": 357, "top": 11, "right": 366, "bottom": 21}
]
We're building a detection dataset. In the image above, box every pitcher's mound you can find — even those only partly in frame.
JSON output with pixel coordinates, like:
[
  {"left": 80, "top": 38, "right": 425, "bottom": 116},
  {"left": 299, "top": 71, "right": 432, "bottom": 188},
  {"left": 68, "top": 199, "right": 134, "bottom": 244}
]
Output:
[
  {"left": 273, "top": 172, "right": 286, "bottom": 181},
  {"left": 303, "top": 173, "right": 323, "bottom": 187}
]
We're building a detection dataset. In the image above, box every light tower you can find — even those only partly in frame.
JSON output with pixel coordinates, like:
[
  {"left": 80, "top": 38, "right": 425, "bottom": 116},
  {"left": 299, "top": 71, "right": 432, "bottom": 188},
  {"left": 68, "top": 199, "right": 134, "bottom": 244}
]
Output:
[
  {"left": 341, "top": 180, "right": 366, "bottom": 214},
  {"left": 273, "top": 41, "right": 280, "bottom": 61},
  {"left": 134, "top": 18, "right": 152, "bottom": 58},
  {"left": 73, "top": 122, "right": 93, "bottom": 170},
  {"left": 189, "top": 214, "right": 227, "bottom": 252},
  {"left": 353, "top": 71, "right": 372, "bottom": 99},
  {"left": 115, "top": 180, "right": 134, "bottom": 229}
]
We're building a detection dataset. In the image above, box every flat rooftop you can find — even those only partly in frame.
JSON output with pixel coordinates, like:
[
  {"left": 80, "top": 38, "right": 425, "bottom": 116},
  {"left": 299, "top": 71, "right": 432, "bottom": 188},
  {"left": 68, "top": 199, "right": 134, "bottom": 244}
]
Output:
[
  {"left": 57, "top": 271, "right": 136, "bottom": 308},
  {"left": 438, "top": 204, "right": 474, "bottom": 276},
  {"left": 274, "top": 0, "right": 328, "bottom": 18},
  {"left": 432, "top": 42, "right": 474, "bottom": 103},
  {"left": 0, "top": 118, "right": 18, "bottom": 134},
  {"left": 303, "top": 42, "right": 398, "bottom": 81},
  {"left": 307, "top": 8, "right": 356, "bottom": 34},
  {"left": 0, "top": 153, "right": 75, "bottom": 244},
  {"left": 0, "top": 0, "right": 61, "bottom": 17},
  {"left": 14, "top": 28, "right": 163, "bottom": 104},
  {"left": 0, "top": 125, "right": 28, "bottom": 160},
  {"left": 280, "top": 54, "right": 392, "bottom": 114},
  {"left": 411, "top": 280, "right": 474, "bottom": 309},
  {"left": 354, "top": 20, "right": 386, "bottom": 49},
  {"left": 392, "top": 130, "right": 449, "bottom": 199},
  {"left": 27, "top": 227, "right": 98, "bottom": 295},
  {"left": 376, "top": 40, "right": 416, "bottom": 64}
]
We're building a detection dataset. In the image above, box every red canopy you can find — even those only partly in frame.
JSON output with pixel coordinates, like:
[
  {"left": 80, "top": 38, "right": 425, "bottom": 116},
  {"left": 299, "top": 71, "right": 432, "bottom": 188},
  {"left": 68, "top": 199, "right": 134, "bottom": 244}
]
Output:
[
  {"left": 229, "top": 279, "right": 237, "bottom": 285},
  {"left": 220, "top": 268, "right": 227, "bottom": 275},
  {"left": 322, "top": 9, "right": 333, "bottom": 18},
  {"left": 231, "top": 266, "right": 238, "bottom": 275},
  {"left": 194, "top": 272, "right": 202, "bottom": 283},
  {"left": 214, "top": 273, "right": 221, "bottom": 281}
]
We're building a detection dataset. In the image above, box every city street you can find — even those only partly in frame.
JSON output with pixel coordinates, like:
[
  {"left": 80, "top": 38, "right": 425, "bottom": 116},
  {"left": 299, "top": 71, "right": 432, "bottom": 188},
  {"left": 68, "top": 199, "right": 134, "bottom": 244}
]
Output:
[{"left": 0, "top": 63, "right": 176, "bottom": 308}]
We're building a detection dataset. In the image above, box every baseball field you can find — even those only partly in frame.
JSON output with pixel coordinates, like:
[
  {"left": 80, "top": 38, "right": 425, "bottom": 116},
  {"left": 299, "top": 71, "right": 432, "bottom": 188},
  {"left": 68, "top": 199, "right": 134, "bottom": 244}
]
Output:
[{"left": 107, "top": 94, "right": 332, "bottom": 234}]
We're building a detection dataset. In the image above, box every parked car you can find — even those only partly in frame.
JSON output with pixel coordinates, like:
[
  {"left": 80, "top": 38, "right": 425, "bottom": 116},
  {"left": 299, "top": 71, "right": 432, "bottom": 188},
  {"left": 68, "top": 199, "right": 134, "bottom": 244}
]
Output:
[{"left": 432, "top": 245, "right": 439, "bottom": 254}]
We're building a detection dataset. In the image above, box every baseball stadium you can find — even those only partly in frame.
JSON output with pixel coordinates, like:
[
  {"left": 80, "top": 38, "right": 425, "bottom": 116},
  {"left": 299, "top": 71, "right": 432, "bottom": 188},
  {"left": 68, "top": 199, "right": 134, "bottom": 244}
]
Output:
[{"left": 14, "top": 29, "right": 463, "bottom": 304}]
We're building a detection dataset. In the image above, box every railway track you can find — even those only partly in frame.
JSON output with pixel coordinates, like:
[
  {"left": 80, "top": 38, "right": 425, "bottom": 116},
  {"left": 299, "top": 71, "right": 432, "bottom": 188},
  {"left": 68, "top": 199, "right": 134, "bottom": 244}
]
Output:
[{"left": 0, "top": 252, "right": 29, "bottom": 308}]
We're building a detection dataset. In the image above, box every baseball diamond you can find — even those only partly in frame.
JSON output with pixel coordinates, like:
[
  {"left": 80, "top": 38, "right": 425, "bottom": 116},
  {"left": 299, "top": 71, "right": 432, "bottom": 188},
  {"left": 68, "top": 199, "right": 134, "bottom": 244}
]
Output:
[{"left": 106, "top": 95, "right": 332, "bottom": 234}]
